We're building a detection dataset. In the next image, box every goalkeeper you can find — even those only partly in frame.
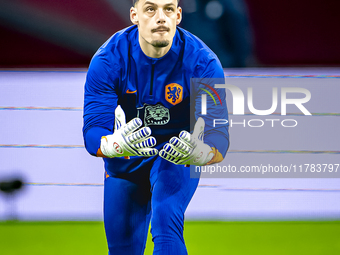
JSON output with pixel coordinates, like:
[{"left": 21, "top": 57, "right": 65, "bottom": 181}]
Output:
[{"left": 82, "top": 0, "right": 229, "bottom": 254}]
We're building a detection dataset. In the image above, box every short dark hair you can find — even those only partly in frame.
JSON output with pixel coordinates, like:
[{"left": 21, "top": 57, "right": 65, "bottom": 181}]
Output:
[{"left": 132, "top": 0, "right": 180, "bottom": 7}]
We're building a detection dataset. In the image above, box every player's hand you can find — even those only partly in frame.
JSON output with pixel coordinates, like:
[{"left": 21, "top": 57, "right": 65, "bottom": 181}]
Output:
[
  {"left": 100, "top": 105, "right": 158, "bottom": 158},
  {"left": 159, "top": 117, "right": 215, "bottom": 166}
]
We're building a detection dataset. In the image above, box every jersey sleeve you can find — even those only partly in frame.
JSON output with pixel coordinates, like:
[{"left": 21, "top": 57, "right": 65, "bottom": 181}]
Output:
[
  {"left": 194, "top": 57, "right": 230, "bottom": 158},
  {"left": 83, "top": 51, "right": 119, "bottom": 156}
]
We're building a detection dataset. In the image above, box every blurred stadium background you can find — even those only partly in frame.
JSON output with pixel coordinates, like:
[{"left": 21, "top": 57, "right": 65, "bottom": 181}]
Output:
[{"left": 0, "top": 0, "right": 339, "bottom": 254}]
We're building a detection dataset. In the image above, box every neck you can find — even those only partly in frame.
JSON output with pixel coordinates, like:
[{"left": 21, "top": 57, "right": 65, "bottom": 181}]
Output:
[{"left": 139, "top": 35, "right": 173, "bottom": 58}]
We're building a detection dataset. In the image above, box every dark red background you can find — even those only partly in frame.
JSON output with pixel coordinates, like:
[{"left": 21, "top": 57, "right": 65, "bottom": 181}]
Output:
[
  {"left": 245, "top": 0, "right": 340, "bottom": 66},
  {"left": 1, "top": 0, "right": 339, "bottom": 67}
]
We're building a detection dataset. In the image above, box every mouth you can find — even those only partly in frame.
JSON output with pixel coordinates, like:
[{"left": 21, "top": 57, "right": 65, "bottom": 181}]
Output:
[{"left": 152, "top": 27, "right": 170, "bottom": 33}]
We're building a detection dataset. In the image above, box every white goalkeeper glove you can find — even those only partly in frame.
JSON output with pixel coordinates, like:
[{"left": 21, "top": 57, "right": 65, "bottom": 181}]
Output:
[
  {"left": 100, "top": 105, "right": 158, "bottom": 158},
  {"left": 159, "top": 117, "right": 215, "bottom": 166}
]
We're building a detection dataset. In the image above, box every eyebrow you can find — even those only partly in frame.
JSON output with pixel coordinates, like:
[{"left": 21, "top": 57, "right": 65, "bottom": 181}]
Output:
[{"left": 143, "top": 1, "right": 175, "bottom": 7}]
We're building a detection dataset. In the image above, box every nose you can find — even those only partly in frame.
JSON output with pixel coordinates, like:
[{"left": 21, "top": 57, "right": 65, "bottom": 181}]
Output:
[{"left": 156, "top": 8, "right": 166, "bottom": 24}]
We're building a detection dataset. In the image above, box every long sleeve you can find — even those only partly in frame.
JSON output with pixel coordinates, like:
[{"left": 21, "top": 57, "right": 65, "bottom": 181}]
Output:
[
  {"left": 194, "top": 58, "right": 230, "bottom": 157},
  {"left": 83, "top": 51, "right": 119, "bottom": 156}
]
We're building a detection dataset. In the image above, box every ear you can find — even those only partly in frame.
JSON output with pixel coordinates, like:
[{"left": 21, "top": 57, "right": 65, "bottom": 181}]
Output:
[
  {"left": 130, "top": 7, "right": 139, "bottom": 25},
  {"left": 176, "top": 7, "right": 182, "bottom": 25}
]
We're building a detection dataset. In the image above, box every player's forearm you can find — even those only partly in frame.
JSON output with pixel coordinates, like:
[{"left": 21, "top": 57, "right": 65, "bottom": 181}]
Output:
[
  {"left": 204, "top": 130, "right": 229, "bottom": 160},
  {"left": 83, "top": 126, "right": 112, "bottom": 156}
]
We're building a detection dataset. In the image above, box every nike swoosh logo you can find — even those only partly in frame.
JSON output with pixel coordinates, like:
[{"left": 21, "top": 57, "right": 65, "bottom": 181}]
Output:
[{"left": 126, "top": 89, "right": 137, "bottom": 94}]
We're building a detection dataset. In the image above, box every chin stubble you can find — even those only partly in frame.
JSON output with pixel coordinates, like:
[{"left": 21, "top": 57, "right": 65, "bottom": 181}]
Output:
[{"left": 150, "top": 40, "right": 170, "bottom": 48}]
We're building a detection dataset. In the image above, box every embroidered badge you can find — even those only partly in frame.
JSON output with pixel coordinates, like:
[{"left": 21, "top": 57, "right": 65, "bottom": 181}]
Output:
[
  {"left": 144, "top": 104, "right": 170, "bottom": 126},
  {"left": 165, "top": 83, "right": 183, "bottom": 105}
]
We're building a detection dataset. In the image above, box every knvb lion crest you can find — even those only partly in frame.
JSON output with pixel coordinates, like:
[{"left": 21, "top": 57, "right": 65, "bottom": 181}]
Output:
[{"left": 165, "top": 83, "right": 183, "bottom": 105}]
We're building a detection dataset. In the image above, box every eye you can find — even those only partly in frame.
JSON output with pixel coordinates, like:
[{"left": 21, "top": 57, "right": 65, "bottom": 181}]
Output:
[
  {"left": 165, "top": 7, "right": 174, "bottom": 12},
  {"left": 146, "top": 7, "right": 155, "bottom": 12}
]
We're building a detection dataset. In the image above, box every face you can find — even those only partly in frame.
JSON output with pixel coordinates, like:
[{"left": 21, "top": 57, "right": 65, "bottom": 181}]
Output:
[{"left": 131, "top": 0, "right": 182, "bottom": 48}]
